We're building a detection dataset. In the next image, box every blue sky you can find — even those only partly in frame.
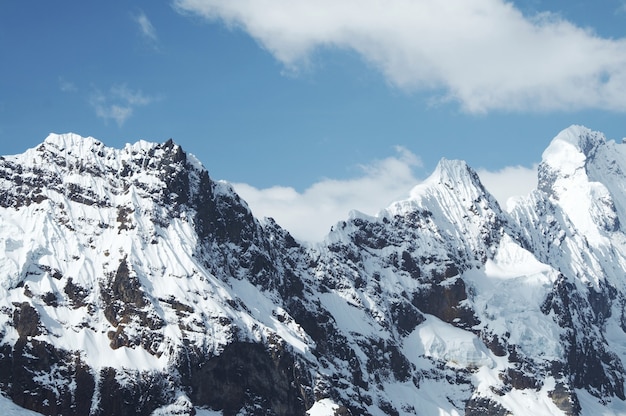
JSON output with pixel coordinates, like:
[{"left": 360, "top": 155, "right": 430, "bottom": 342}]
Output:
[{"left": 2, "top": 1, "right": 626, "bottom": 240}]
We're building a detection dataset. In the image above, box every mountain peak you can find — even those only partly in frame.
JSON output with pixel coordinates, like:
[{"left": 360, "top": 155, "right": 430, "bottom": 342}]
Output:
[
  {"left": 35, "top": 133, "right": 106, "bottom": 164},
  {"left": 37, "top": 133, "right": 187, "bottom": 168},
  {"left": 404, "top": 157, "right": 497, "bottom": 211},
  {"left": 407, "top": 158, "right": 478, "bottom": 197},
  {"left": 541, "top": 125, "right": 605, "bottom": 176},
  {"left": 431, "top": 157, "right": 472, "bottom": 182},
  {"left": 43, "top": 132, "right": 103, "bottom": 148}
]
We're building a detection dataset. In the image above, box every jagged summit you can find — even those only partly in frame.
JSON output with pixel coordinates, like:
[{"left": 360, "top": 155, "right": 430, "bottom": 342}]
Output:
[
  {"left": 529, "top": 126, "right": 623, "bottom": 250},
  {"left": 2, "top": 128, "right": 626, "bottom": 415},
  {"left": 25, "top": 133, "right": 161, "bottom": 168},
  {"left": 422, "top": 157, "right": 478, "bottom": 186},
  {"left": 381, "top": 158, "right": 505, "bottom": 267},
  {"left": 41, "top": 132, "right": 175, "bottom": 155},
  {"left": 545, "top": 125, "right": 604, "bottom": 155},
  {"left": 411, "top": 158, "right": 481, "bottom": 193},
  {"left": 386, "top": 157, "right": 500, "bottom": 216},
  {"left": 14, "top": 133, "right": 206, "bottom": 181},
  {"left": 541, "top": 125, "right": 606, "bottom": 179},
  {"left": 43, "top": 132, "right": 103, "bottom": 149}
]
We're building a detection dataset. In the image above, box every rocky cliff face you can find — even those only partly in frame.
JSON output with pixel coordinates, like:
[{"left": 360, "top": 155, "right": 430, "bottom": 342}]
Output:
[{"left": 1, "top": 127, "right": 626, "bottom": 415}]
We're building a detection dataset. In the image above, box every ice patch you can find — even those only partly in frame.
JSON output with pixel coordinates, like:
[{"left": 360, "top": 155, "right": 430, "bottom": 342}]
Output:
[
  {"left": 406, "top": 315, "right": 494, "bottom": 369},
  {"left": 194, "top": 409, "right": 222, "bottom": 416},
  {"left": 576, "top": 389, "right": 626, "bottom": 416},
  {"left": 0, "top": 394, "right": 43, "bottom": 415},
  {"left": 306, "top": 398, "right": 341, "bottom": 415},
  {"left": 464, "top": 234, "right": 564, "bottom": 361},
  {"left": 498, "top": 377, "right": 566, "bottom": 416}
]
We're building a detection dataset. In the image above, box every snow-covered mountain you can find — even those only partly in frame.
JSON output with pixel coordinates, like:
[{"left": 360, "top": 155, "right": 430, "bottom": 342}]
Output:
[{"left": 1, "top": 126, "right": 626, "bottom": 415}]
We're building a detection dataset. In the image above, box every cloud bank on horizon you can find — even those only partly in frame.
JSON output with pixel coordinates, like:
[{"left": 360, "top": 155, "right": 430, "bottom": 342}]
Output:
[
  {"left": 173, "top": 0, "right": 626, "bottom": 113},
  {"left": 233, "top": 149, "right": 537, "bottom": 242},
  {"left": 233, "top": 147, "right": 422, "bottom": 242}
]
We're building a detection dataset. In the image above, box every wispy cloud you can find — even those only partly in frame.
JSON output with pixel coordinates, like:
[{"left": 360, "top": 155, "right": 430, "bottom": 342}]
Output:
[
  {"left": 89, "top": 84, "right": 156, "bottom": 127},
  {"left": 58, "top": 77, "right": 77, "bottom": 93},
  {"left": 234, "top": 149, "right": 538, "bottom": 242},
  {"left": 174, "top": 0, "right": 626, "bottom": 113},
  {"left": 233, "top": 147, "right": 422, "bottom": 242},
  {"left": 477, "top": 164, "right": 538, "bottom": 210},
  {"left": 133, "top": 10, "right": 158, "bottom": 48}
]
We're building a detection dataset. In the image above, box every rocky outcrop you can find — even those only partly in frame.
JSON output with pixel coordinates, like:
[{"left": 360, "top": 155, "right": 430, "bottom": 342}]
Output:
[{"left": 186, "top": 342, "right": 312, "bottom": 416}]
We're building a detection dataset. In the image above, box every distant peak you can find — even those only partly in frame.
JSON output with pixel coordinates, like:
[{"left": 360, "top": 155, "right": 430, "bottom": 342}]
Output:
[
  {"left": 550, "top": 125, "right": 602, "bottom": 150},
  {"left": 387, "top": 157, "right": 498, "bottom": 217}
]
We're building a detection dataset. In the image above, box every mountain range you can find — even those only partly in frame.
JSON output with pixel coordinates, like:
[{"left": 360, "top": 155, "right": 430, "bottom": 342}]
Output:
[{"left": 1, "top": 126, "right": 626, "bottom": 415}]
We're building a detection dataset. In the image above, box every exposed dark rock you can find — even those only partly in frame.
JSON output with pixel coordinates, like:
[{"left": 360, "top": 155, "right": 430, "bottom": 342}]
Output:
[
  {"left": 0, "top": 161, "right": 49, "bottom": 208},
  {"left": 117, "top": 206, "right": 134, "bottom": 232},
  {"left": 501, "top": 368, "right": 541, "bottom": 391},
  {"left": 389, "top": 299, "right": 425, "bottom": 336},
  {"left": 537, "top": 164, "right": 559, "bottom": 196},
  {"left": 66, "top": 183, "right": 100, "bottom": 206},
  {"left": 412, "top": 277, "right": 479, "bottom": 329},
  {"left": 378, "top": 398, "right": 399, "bottom": 416},
  {"left": 101, "top": 258, "right": 164, "bottom": 353},
  {"left": 192, "top": 171, "right": 258, "bottom": 248},
  {"left": 159, "top": 139, "right": 190, "bottom": 207},
  {"left": 286, "top": 302, "right": 327, "bottom": 344},
  {"left": 481, "top": 332, "right": 508, "bottom": 357},
  {"left": 359, "top": 338, "right": 412, "bottom": 383},
  {"left": 542, "top": 276, "right": 626, "bottom": 400},
  {"left": 587, "top": 282, "right": 616, "bottom": 325},
  {"left": 549, "top": 382, "right": 582, "bottom": 416},
  {"left": 350, "top": 218, "right": 389, "bottom": 250},
  {"left": 97, "top": 367, "right": 172, "bottom": 416},
  {"left": 42, "top": 292, "right": 58, "bottom": 307},
  {"left": 12, "top": 302, "right": 42, "bottom": 338},
  {"left": 465, "top": 396, "right": 512, "bottom": 416},
  {"left": 285, "top": 299, "right": 355, "bottom": 363},
  {"left": 187, "top": 342, "right": 312, "bottom": 416},
  {"left": 64, "top": 278, "right": 89, "bottom": 309},
  {"left": 0, "top": 339, "right": 95, "bottom": 416},
  {"left": 399, "top": 250, "right": 421, "bottom": 279},
  {"left": 160, "top": 296, "right": 194, "bottom": 316},
  {"left": 333, "top": 406, "right": 353, "bottom": 415},
  {"left": 103, "top": 258, "right": 147, "bottom": 327}
]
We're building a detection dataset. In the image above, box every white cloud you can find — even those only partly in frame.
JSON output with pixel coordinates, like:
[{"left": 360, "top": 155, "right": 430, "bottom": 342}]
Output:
[
  {"left": 133, "top": 10, "right": 158, "bottom": 45},
  {"left": 110, "top": 85, "right": 154, "bottom": 106},
  {"left": 173, "top": 0, "right": 626, "bottom": 113},
  {"left": 232, "top": 147, "right": 422, "bottom": 242},
  {"left": 477, "top": 164, "right": 538, "bottom": 210},
  {"left": 89, "top": 85, "right": 156, "bottom": 127},
  {"left": 58, "top": 77, "right": 77, "bottom": 93},
  {"left": 234, "top": 152, "right": 539, "bottom": 242}
]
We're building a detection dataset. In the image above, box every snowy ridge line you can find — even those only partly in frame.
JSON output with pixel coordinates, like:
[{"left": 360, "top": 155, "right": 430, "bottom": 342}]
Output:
[{"left": 0, "top": 126, "right": 626, "bottom": 415}]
